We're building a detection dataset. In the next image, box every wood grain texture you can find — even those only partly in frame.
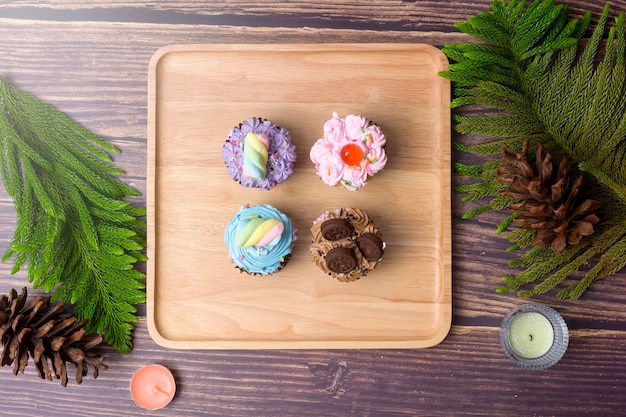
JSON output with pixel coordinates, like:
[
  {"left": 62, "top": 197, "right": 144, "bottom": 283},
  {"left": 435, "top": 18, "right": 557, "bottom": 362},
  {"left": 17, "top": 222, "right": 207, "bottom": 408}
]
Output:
[
  {"left": 146, "top": 43, "right": 451, "bottom": 349},
  {"left": 0, "top": 0, "right": 624, "bottom": 415},
  {"left": 0, "top": 320, "right": 625, "bottom": 417}
]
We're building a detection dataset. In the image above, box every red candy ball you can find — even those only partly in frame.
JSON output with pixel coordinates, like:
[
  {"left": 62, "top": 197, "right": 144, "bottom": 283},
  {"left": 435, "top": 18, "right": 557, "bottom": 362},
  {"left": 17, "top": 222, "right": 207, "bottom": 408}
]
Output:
[{"left": 340, "top": 143, "right": 364, "bottom": 166}]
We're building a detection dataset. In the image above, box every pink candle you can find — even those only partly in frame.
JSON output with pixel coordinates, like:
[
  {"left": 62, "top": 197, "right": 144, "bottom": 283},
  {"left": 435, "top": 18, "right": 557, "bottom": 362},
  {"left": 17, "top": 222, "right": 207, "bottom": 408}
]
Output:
[{"left": 130, "top": 364, "right": 176, "bottom": 410}]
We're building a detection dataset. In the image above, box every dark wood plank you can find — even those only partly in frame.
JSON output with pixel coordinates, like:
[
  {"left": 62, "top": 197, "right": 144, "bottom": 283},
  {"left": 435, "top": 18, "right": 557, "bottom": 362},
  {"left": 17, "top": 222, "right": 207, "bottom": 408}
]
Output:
[
  {"left": 0, "top": 1, "right": 498, "bottom": 32},
  {"left": 0, "top": 320, "right": 624, "bottom": 417},
  {"left": 3, "top": 0, "right": 626, "bottom": 30}
]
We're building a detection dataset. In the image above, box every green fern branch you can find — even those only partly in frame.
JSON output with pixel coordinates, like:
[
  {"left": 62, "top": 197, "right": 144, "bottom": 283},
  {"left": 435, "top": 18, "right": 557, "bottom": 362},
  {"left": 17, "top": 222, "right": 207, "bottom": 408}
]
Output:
[
  {"left": 456, "top": 179, "right": 509, "bottom": 201},
  {"left": 559, "top": 234, "right": 626, "bottom": 299},
  {"left": 504, "top": 227, "right": 535, "bottom": 250},
  {"left": 453, "top": 133, "right": 552, "bottom": 156},
  {"left": 516, "top": 214, "right": 626, "bottom": 297},
  {"left": 442, "top": 0, "right": 626, "bottom": 298},
  {"left": 524, "top": 6, "right": 626, "bottom": 185},
  {"left": 0, "top": 77, "right": 145, "bottom": 353}
]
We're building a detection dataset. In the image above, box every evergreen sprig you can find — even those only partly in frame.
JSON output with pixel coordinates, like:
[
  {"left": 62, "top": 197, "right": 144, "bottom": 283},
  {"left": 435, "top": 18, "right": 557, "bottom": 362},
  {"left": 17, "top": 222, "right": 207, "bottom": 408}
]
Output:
[
  {"left": 440, "top": 0, "right": 626, "bottom": 298},
  {"left": 0, "top": 77, "right": 146, "bottom": 353}
]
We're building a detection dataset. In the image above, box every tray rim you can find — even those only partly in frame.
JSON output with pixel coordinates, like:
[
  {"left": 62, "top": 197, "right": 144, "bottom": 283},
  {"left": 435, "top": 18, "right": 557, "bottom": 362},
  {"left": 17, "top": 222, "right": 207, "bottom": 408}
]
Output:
[{"left": 146, "top": 43, "right": 452, "bottom": 350}]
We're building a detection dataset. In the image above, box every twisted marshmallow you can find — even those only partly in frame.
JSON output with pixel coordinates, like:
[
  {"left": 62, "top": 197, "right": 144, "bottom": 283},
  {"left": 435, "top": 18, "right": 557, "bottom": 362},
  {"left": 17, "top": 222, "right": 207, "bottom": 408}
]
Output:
[
  {"left": 242, "top": 132, "right": 270, "bottom": 180},
  {"left": 236, "top": 217, "right": 284, "bottom": 248}
]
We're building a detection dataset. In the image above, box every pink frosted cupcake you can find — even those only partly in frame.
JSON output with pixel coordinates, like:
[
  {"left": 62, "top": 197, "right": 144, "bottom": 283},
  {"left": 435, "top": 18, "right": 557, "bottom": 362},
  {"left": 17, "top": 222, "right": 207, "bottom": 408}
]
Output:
[{"left": 309, "top": 112, "right": 387, "bottom": 191}]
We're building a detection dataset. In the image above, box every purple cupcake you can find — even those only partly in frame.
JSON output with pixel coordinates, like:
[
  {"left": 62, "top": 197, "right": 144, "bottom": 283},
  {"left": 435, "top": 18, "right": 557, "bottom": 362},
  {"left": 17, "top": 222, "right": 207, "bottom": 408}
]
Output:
[{"left": 222, "top": 117, "right": 297, "bottom": 190}]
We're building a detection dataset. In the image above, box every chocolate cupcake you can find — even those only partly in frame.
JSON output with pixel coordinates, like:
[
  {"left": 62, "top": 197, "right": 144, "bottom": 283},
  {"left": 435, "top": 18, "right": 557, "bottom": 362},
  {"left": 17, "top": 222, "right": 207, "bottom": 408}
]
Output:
[
  {"left": 225, "top": 204, "right": 297, "bottom": 275},
  {"left": 310, "top": 208, "right": 385, "bottom": 282},
  {"left": 222, "top": 117, "right": 297, "bottom": 190}
]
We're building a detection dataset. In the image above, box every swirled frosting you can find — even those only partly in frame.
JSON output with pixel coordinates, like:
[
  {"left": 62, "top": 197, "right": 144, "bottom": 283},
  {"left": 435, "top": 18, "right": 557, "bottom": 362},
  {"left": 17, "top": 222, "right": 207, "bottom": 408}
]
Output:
[
  {"left": 310, "top": 113, "right": 387, "bottom": 191},
  {"left": 222, "top": 118, "right": 297, "bottom": 190},
  {"left": 225, "top": 204, "right": 297, "bottom": 275},
  {"left": 309, "top": 208, "right": 385, "bottom": 282}
]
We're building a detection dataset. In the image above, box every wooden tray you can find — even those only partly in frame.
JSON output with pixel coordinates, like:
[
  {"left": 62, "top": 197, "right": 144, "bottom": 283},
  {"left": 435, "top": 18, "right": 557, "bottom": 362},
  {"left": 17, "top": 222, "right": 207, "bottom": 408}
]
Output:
[{"left": 146, "top": 44, "right": 451, "bottom": 349}]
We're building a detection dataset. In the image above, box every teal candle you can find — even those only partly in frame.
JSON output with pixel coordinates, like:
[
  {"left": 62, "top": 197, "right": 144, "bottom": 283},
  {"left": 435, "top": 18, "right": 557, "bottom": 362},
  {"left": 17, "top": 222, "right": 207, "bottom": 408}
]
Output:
[{"left": 507, "top": 311, "right": 554, "bottom": 359}]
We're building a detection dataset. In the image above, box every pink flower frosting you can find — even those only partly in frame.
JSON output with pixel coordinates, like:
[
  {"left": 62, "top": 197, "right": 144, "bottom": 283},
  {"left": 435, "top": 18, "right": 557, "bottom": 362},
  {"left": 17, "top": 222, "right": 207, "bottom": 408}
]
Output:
[{"left": 310, "top": 112, "right": 387, "bottom": 191}]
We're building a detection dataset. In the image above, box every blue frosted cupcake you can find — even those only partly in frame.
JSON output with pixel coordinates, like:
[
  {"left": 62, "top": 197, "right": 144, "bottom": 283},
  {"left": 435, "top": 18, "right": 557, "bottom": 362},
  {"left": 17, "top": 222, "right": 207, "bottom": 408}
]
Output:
[{"left": 224, "top": 204, "right": 297, "bottom": 275}]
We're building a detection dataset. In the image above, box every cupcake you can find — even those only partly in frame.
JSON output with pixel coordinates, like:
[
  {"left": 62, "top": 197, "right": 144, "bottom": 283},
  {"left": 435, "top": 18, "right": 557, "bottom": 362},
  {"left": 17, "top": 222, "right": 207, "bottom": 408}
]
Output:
[
  {"left": 225, "top": 204, "right": 297, "bottom": 275},
  {"left": 310, "top": 112, "right": 387, "bottom": 191},
  {"left": 222, "top": 117, "right": 297, "bottom": 190},
  {"left": 310, "top": 208, "right": 385, "bottom": 282}
]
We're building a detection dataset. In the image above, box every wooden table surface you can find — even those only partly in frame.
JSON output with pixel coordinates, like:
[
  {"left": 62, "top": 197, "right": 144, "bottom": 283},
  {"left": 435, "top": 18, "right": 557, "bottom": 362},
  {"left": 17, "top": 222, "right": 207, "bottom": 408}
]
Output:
[{"left": 0, "top": 1, "right": 625, "bottom": 416}]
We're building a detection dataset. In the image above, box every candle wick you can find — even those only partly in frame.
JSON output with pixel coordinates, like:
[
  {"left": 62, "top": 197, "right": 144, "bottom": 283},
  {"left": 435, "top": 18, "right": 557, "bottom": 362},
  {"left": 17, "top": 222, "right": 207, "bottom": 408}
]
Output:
[
  {"left": 152, "top": 386, "right": 168, "bottom": 396},
  {"left": 529, "top": 334, "right": 533, "bottom": 341}
]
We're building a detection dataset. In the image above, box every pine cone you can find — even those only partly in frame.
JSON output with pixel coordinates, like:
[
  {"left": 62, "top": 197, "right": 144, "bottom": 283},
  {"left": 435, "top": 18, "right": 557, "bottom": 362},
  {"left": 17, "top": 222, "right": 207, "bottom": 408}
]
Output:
[
  {"left": 497, "top": 140, "right": 600, "bottom": 253},
  {"left": 0, "top": 287, "right": 106, "bottom": 386}
]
